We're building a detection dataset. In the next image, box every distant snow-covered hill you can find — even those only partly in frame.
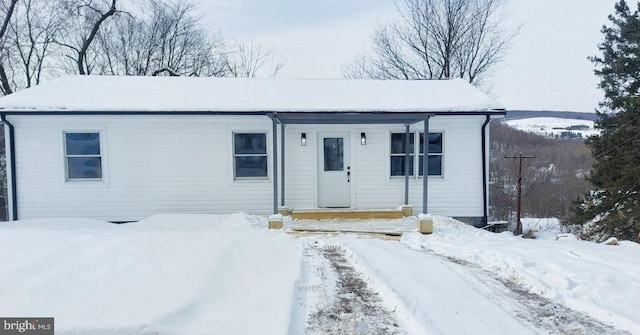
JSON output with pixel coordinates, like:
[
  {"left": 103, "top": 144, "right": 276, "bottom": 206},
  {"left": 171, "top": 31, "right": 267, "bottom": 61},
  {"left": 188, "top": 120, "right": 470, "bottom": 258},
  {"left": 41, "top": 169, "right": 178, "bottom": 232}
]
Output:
[
  {"left": 502, "top": 110, "right": 599, "bottom": 139},
  {"left": 504, "top": 117, "right": 598, "bottom": 139}
]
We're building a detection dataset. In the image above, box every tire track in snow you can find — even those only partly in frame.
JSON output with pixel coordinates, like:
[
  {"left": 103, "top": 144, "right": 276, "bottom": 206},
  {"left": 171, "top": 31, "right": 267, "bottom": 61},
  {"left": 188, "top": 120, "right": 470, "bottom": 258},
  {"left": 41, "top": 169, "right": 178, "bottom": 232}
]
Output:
[
  {"left": 302, "top": 243, "right": 406, "bottom": 335},
  {"left": 422, "top": 250, "right": 632, "bottom": 335}
]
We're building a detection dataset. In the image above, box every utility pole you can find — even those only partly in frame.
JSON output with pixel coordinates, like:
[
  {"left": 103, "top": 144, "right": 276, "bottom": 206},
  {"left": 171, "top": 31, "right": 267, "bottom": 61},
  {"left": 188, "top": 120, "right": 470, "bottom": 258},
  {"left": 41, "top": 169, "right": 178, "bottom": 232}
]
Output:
[{"left": 505, "top": 153, "right": 535, "bottom": 235}]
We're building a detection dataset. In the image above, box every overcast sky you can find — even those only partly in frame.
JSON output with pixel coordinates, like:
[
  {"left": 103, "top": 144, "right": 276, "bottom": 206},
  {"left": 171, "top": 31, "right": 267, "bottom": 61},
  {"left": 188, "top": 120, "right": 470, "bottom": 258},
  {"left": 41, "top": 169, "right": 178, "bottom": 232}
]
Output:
[{"left": 202, "top": 0, "right": 617, "bottom": 113}]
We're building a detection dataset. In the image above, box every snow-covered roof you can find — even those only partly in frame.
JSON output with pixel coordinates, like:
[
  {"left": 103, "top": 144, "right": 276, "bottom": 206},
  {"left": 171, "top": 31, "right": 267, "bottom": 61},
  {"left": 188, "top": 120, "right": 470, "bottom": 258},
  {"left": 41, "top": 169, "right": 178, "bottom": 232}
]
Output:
[{"left": 0, "top": 75, "right": 504, "bottom": 113}]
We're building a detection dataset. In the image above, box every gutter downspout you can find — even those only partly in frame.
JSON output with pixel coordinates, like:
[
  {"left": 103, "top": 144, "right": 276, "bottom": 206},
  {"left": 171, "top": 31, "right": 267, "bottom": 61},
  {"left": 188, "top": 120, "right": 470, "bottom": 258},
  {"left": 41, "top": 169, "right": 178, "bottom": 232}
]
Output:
[
  {"left": 1, "top": 114, "right": 17, "bottom": 220},
  {"left": 481, "top": 115, "right": 491, "bottom": 226},
  {"left": 280, "top": 123, "right": 285, "bottom": 208}
]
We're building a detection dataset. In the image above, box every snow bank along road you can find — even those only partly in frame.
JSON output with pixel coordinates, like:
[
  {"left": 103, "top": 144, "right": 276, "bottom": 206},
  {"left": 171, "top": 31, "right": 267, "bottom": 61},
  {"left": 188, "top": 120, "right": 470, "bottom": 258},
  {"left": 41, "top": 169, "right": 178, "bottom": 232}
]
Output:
[{"left": 0, "top": 214, "right": 637, "bottom": 334}]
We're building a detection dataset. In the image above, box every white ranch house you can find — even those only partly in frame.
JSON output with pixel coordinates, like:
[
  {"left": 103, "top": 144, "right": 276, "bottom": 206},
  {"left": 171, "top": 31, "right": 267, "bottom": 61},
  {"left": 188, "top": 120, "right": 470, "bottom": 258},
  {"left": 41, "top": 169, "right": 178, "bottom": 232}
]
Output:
[{"left": 0, "top": 76, "right": 504, "bottom": 226}]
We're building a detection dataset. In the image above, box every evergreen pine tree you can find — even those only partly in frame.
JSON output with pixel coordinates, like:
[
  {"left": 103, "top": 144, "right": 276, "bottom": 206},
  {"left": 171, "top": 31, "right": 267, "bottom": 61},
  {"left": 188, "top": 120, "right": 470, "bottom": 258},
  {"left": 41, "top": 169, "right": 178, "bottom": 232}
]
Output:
[{"left": 572, "top": 0, "right": 640, "bottom": 241}]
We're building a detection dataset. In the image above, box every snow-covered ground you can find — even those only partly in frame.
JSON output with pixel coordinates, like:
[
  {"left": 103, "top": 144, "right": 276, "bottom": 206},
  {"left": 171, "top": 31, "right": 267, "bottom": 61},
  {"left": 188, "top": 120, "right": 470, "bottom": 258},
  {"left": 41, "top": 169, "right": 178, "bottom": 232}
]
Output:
[
  {"left": 0, "top": 214, "right": 638, "bottom": 334},
  {"left": 0, "top": 214, "right": 300, "bottom": 335},
  {"left": 505, "top": 117, "right": 598, "bottom": 138}
]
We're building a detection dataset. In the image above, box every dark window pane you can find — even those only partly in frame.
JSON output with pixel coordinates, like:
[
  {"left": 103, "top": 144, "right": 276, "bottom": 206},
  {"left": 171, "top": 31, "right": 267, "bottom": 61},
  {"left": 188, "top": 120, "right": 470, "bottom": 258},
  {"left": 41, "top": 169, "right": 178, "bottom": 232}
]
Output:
[
  {"left": 429, "top": 133, "right": 443, "bottom": 154},
  {"left": 66, "top": 133, "right": 100, "bottom": 155},
  {"left": 234, "top": 133, "right": 267, "bottom": 154},
  {"left": 235, "top": 156, "right": 268, "bottom": 177},
  {"left": 391, "top": 156, "right": 414, "bottom": 176},
  {"left": 68, "top": 157, "right": 102, "bottom": 179},
  {"left": 419, "top": 133, "right": 442, "bottom": 154},
  {"left": 323, "top": 138, "right": 344, "bottom": 171},
  {"left": 418, "top": 155, "right": 442, "bottom": 176},
  {"left": 391, "top": 133, "right": 414, "bottom": 154}
]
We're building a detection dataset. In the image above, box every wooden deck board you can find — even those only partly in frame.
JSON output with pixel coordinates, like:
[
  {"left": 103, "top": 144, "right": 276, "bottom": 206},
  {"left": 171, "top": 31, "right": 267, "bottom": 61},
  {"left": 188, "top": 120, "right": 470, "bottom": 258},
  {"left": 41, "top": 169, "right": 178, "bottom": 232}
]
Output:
[{"left": 290, "top": 208, "right": 404, "bottom": 220}]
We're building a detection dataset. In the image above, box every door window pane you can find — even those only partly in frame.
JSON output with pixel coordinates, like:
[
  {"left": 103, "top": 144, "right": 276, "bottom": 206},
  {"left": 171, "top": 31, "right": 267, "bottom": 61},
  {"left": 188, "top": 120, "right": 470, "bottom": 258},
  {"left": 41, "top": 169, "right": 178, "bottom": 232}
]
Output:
[{"left": 324, "top": 138, "right": 344, "bottom": 171}]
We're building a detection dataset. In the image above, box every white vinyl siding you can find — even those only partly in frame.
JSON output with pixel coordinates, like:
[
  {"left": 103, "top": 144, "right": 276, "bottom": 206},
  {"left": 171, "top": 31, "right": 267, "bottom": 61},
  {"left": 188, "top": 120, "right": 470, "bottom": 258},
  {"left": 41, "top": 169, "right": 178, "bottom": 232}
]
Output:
[
  {"left": 9, "top": 115, "right": 487, "bottom": 220},
  {"left": 10, "top": 115, "right": 273, "bottom": 221}
]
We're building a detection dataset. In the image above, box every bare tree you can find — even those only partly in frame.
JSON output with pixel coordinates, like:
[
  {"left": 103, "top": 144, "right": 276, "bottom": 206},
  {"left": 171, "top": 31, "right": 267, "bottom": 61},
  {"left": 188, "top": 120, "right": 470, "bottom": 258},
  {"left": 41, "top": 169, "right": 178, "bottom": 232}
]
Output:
[
  {"left": 95, "top": 0, "right": 230, "bottom": 77},
  {"left": 0, "top": 0, "right": 19, "bottom": 94},
  {"left": 94, "top": 0, "right": 283, "bottom": 78},
  {"left": 225, "top": 40, "right": 285, "bottom": 78},
  {"left": 56, "top": 0, "right": 118, "bottom": 75},
  {"left": 343, "top": 0, "right": 518, "bottom": 85},
  {"left": 5, "top": 0, "right": 64, "bottom": 89}
]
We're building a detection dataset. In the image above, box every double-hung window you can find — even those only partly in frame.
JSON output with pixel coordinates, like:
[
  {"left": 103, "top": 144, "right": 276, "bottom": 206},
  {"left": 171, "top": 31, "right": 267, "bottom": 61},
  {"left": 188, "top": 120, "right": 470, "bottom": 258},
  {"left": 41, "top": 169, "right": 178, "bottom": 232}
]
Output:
[
  {"left": 390, "top": 133, "right": 415, "bottom": 176},
  {"left": 419, "top": 132, "right": 443, "bottom": 176},
  {"left": 390, "top": 132, "right": 443, "bottom": 177},
  {"left": 233, "top": 133, "right": 268, "bottom": 179},
  {"left": 64, "top": 132, "right": 102, "bottom": 180}
]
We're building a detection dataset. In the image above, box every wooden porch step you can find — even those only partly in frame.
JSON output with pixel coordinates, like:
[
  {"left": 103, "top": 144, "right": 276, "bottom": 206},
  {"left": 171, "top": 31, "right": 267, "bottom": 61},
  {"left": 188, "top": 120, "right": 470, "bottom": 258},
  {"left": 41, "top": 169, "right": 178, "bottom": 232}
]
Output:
[{"left": 290, "top": 208, "right": 404, "bottom": 220}]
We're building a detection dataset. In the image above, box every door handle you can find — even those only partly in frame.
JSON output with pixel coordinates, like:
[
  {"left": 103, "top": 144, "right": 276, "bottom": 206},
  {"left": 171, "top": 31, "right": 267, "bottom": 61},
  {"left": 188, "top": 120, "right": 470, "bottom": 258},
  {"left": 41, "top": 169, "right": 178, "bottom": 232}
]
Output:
[{"left": 347, "top": 166, "right": 351, "bottom": 183}]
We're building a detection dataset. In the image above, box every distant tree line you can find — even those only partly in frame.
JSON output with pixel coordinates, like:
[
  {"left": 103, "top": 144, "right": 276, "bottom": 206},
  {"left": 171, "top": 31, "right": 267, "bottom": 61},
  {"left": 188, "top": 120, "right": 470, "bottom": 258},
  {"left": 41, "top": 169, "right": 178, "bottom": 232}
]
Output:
[
  {"left": 0, "top": 0, "right": 284, "bottom": 95},
  {"left": 489, "top": 122, "right": 593, "bottom": 225}
]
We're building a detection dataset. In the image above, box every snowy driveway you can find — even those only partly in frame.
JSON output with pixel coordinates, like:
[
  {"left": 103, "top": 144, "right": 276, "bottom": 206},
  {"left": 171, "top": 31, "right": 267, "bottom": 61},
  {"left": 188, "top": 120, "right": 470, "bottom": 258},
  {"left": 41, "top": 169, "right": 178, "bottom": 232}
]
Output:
[
  {"left": 293, "top": 237, "right": 630, "bottom": 335},
  {"left": 0, "top": 214, "right": 637, "bottom": 334}
]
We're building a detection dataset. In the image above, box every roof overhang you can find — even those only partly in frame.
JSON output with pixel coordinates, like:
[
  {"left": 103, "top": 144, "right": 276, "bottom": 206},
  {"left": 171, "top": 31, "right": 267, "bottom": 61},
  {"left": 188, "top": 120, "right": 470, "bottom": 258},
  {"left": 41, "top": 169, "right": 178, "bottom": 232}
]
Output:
[
  {"left": 272, "top": 110, "right": 506, "bottom": 124},
  {"left": 0, "top": 109, "right": 506, "bottom": 124}
]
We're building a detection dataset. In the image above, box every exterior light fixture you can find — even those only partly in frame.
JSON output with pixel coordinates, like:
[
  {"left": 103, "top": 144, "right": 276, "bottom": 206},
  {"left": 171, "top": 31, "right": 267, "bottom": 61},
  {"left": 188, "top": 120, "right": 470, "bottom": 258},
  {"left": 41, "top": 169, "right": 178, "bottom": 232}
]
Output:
[
  {"left": 301, "top": 133, "right": 307, "bottom": 146},
  {"left": 361, "top": 132, "right": 366, "bottom": 145}
]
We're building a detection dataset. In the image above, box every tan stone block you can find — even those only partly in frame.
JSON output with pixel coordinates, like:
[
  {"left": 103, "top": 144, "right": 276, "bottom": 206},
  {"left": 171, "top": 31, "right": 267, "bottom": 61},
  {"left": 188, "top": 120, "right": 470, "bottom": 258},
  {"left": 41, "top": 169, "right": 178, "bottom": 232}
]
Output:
[
  {"left": 268, "top": 219, "right": 283, "bottom": 230},
  {"left": 418, "top": 218, "right": 433, "bottom": 234},
  {"left": 278, "top": 207, "right": 291, "bottom": 216},
  {"left": 401, "top": 205, "right": 413, "bottom": 217}
]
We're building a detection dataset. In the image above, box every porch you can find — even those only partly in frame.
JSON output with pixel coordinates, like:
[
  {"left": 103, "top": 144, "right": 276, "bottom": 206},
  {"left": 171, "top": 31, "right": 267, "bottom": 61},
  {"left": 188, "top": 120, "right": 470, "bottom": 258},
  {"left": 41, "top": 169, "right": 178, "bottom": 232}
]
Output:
[{"left": 284, "top": 215, "right": 417, "bottom": 240}]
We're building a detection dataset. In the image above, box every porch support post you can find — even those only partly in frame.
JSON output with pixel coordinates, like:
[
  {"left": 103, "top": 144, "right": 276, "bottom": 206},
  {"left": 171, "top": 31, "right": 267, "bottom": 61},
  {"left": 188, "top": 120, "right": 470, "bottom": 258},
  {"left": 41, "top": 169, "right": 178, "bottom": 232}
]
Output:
[
  {"left": 280, "top": 123, "right": 285, "bottom": 207},
  {"left": 271, "top": 115, "right": 278, "bottom": 214},
  {"left": 422, "top": 114, "right": 430, "bottom": 214},
  {"left": 404, "top": 124, "right": 410, "bottom": 205}
]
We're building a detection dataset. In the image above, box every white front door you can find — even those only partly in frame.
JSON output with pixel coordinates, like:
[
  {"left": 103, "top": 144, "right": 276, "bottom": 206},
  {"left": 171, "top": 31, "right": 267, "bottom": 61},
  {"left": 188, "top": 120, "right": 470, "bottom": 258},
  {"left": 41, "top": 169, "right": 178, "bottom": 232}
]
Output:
[{"left": 317, "top": 132, "right": 351, "bottom": 208}]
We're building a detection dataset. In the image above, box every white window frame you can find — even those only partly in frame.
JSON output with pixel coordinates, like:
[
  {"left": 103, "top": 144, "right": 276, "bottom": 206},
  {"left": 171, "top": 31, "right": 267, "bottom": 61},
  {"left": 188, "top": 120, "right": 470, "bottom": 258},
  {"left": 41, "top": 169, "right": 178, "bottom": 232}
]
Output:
[
  {"left": 63, "top": 131, "right": 104, "bottom": 182},
  {"left": 232, "top": 132, "right": 269, "bottom": 181}
]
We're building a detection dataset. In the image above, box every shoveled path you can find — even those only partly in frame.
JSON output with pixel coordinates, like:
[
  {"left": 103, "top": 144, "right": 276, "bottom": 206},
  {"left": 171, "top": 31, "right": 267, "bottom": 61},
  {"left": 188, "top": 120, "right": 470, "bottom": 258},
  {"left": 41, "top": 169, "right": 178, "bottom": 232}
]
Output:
[{"left": 338, "top": 237, "right": 630, "bottom": 335}]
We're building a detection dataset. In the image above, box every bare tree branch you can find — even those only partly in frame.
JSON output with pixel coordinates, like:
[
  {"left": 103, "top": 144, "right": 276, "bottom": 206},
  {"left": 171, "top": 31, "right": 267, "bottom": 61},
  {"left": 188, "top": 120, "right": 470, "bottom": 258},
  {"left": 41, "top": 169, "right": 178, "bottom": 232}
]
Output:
[
  {"left": 76, "top": 0, "right": 116, "bottom": 74},
  {"left": 0, "top": 0, "right": 19, "bottom": 94},
  {"left": 343, "top": 0, "right": 519, "bottom": 87}
]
